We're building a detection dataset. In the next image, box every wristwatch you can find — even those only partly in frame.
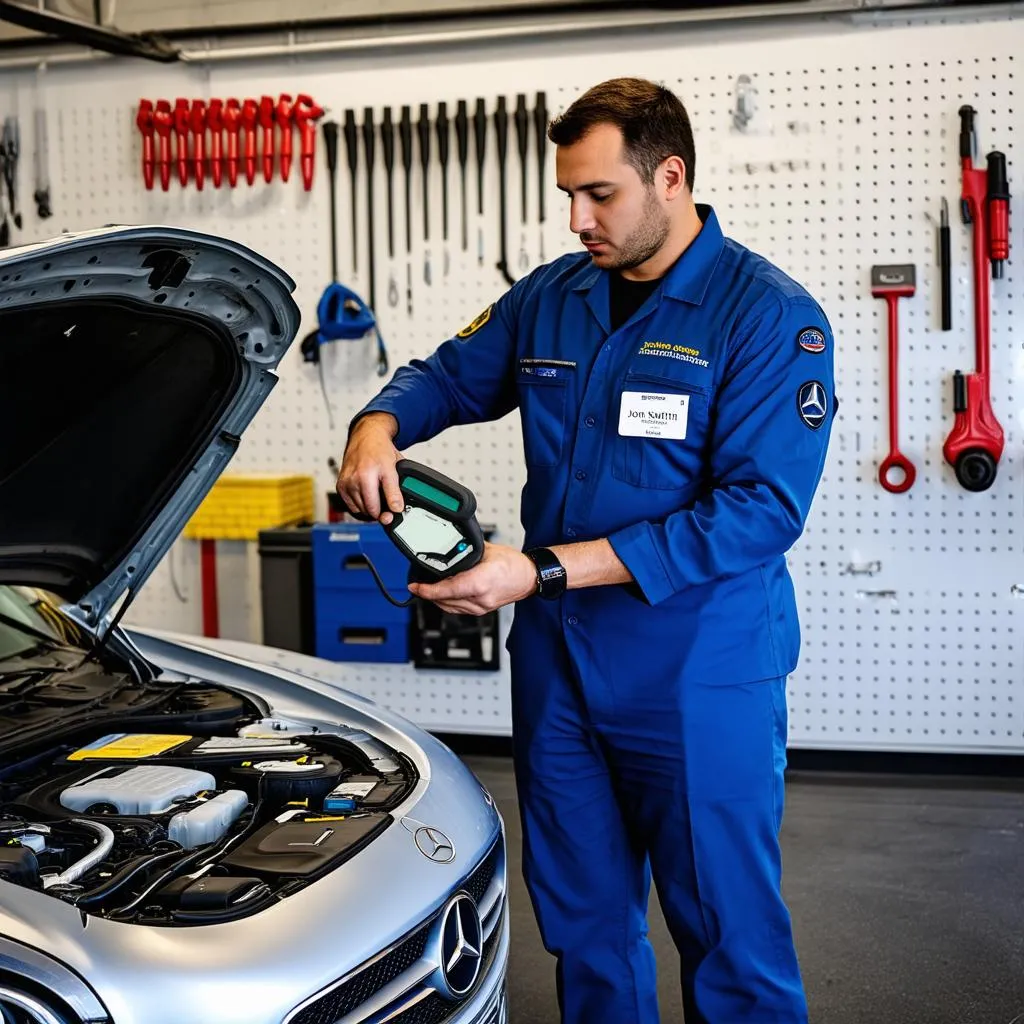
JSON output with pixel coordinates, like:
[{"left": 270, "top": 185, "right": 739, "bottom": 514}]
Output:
[{"left": 525, "top": 547, "right": 568, "bottom": 600}]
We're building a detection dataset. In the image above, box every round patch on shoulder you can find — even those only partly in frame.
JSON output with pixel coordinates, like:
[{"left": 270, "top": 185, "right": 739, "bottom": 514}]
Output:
[
  {"left": 797, "top": 381, "right": 829, "bottom": 430},
  {"left": 797, "top": 326, "right": 827, "bottom": 354},
  {"left": 456, "top": 304, "right": 494, "bottom": 339}
]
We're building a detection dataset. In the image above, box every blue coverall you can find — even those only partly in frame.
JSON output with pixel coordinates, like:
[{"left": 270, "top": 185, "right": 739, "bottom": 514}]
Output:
[{"left": 358, "top": 206, "right": 835, "bottom": 1023}]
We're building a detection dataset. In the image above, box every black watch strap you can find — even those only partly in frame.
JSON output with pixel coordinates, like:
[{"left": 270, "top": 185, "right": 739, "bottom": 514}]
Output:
[{"left": 526, "top": 547, "right": 567, "bottom": 600}]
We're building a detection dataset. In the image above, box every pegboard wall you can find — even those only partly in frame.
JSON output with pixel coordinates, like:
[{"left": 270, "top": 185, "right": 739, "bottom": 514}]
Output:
[{"left": 2, "top": 8, "right": 1023, "bottom": 751}]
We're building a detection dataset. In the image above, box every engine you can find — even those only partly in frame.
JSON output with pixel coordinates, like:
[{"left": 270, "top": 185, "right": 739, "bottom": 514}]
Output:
[{"left": 0, "top": 729, "right": 413, "bottom": 925}]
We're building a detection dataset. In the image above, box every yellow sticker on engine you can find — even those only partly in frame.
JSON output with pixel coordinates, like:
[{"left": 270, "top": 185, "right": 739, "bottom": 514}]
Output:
[
  {"left": 456, "top": 304, "right": 493, "bottom": 339},
  {"left": 67, "top": 733, "right": 192, "bottom": 761}
]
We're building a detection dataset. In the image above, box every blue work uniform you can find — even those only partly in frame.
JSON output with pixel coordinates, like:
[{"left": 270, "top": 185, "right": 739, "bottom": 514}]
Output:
[{"left": 357, "top": 205, "right": 835, "bottom": 1023}]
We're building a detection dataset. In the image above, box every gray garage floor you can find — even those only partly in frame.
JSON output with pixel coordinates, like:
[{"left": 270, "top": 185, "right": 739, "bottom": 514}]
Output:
[{"left": 462, "top": 756, "right": 1024, "bottom": 1024}]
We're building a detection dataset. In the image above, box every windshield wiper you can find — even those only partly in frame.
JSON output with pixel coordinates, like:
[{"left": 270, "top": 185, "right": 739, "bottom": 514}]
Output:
[{"left": 0, "top": 609, "right": 60, "bottom": 649}]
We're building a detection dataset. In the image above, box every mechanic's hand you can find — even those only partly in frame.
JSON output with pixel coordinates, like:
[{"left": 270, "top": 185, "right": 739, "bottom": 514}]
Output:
[
  {"left": 336, "top": 413, "right": 404, "bottom": 525},
  {"left": 408, "top": 543, "right": 538, "bottom": 615}
]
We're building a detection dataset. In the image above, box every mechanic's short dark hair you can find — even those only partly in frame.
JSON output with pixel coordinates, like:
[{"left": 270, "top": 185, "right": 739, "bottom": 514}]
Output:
[{"left": 547, "top": 77, "right": 696, "bottom": 191}]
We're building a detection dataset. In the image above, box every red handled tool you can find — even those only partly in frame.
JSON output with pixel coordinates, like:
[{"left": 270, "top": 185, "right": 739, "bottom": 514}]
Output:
[
  {"left": 207, "top": 99, "right": 224, "bottom": 188},
  {"left": 258, "top": 96, "right": 275, "bottom": 183},
  {"left": 136, "top": 99, "right": 155, "bottom": 190},
  {"left": 276, "top": 93, "right": 294, "bottom": 182},
  {"left": 293, "top": 94, "right": 324, "bottom": 191},
  {"left": 241, "top": 99, "right": 258, "bottom": 185},
  {"left": 943, "top": 105, "right": 1008, "bottom": 492},
  {"left": 173, "top": 97, "right": 190, "bottom": 186},
  {"left": 223, "top": 98, "right": 242, "bottom": 187},
  {"left": 871, "top": 263, "right": 917, "bottom": 494},
  {"left": 153, "top": 99, "right": 173, "bottom": 191},
  {"left": 190, "top": 99, "right": 206, "bottom": 191}
]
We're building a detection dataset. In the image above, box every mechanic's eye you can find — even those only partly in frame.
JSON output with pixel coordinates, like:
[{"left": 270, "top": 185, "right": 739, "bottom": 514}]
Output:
[{"left": 592, "top": 194, "right": 612, "bottom": 204}]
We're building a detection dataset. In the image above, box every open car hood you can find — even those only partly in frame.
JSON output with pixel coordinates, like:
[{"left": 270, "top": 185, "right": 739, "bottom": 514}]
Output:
[{"left": 0, "top": 226, "right": 300, "bottom": 631}]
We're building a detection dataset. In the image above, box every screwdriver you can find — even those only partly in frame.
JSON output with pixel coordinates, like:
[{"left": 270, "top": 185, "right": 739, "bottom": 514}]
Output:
[
  {"left": 494, "top": 96, "right": 514, "bottom": 286},
  {"left": 534, "top": 92, "right": 549, "bottom": 261},
  {"left": 418, "top": 103, "right": 432, "bottom": 285},
  {"left": 455, "top": 100, "right": 469, "bottom": 253},
  {"left": 436, "top": 101, "right": 450, "bottom": 275},
  {"left": 515, "top": 94, "right": 530, "bottom": 270},
  {"left": 362, "top": 107, "right": 377, "bottom": 315},
  {"left": 343, "top": 109, "right": 359, "bottom": 272},
  {"left": 399, "top": 106, "right": 414, "bottom": 316},
  {"left": 474, "top": 98, "right": 488, "bottom": 266},
  {"left": 381, "top": 107, "right": 399, "bottom": 307}
]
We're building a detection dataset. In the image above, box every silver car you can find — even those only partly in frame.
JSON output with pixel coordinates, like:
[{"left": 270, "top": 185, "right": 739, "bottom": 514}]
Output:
[{"left": 0, "top": 228, "right": 508, "bottom": 1024}]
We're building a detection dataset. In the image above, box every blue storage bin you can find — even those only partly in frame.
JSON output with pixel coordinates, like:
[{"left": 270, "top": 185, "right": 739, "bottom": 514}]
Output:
[
  {"left": 314, "top": 588, "right": 410, "bottom": 663},
  {"left": 312, "top": 522, "right": 409, "bottom": 591}
]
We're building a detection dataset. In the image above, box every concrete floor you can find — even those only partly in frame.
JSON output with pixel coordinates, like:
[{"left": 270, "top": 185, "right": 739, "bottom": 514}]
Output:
[{"left": 464, "top": 756, "right": 1024, "bottom": 1024}]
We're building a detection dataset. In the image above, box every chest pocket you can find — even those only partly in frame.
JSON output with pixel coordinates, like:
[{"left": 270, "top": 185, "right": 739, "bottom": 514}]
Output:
[
  {"left": 517, "top": 360, "right": 574, "bottom": 468},
  {"left": 611, "top": 370, "right": 711, "bottom": 490}
]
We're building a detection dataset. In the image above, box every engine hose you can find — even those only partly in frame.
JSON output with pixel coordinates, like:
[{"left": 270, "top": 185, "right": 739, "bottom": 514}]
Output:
[
  {"left": 42, "top": 820, "right": 114, "bottom": 889},
  {"left": 72, "top": 849, "right": 184, "bottom": 910},
  {"left": 106, "top": 846, "right": 210, "bottom": 920}
]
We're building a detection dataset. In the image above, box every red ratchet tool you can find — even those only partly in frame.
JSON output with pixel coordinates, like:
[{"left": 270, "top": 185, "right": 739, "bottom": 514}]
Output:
[
  {"left": 189, "top": 99, "right": 206, "bottom": 191},
  {"left": 276, "top": 93, "right": 295, "bottom": 182},
  {"left": 943, "top": 104, "right": 1009, "bottom": 492},
  {"left": 207, "top": 99, "right": 224, "bottom": 188},
  {"left": 293, "top": 94, "right": 325, "bottom": 191},
  {"left": 153, "top": 100, "right": 173, "bottom": 191},
  {"left": 173, "top": 97, "right": 190, "bottom": 186},
  {"left": 871, "top": 264, "right": 917, "bottom": 494},
  {"left": 259, "top": 96, "right": 275, "bottom": 183},
  {"left": 223, "top": 99, "right": 242, "bottom": 187},
  {"left": 136, "top": 100, "right": 155, "bottom": 190}
]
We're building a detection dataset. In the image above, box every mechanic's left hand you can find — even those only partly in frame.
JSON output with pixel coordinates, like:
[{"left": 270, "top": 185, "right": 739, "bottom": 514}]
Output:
[{"left": 408, "top": 542, "right": 537, "bottom": 615}]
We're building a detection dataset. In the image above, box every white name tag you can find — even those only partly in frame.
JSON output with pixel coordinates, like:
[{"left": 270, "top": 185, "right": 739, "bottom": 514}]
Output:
[{"left": 618, "top": 391, "right": 689, "bottom": 439}]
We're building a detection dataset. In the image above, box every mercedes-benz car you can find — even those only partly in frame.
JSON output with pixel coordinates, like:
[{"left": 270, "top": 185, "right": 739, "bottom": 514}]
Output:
[{"left": 0, "top": 228, "right": 508, "bottom": 1024}]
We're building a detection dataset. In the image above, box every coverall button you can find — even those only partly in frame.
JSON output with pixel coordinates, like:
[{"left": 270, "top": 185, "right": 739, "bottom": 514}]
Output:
[
  {"left": 584, "top": 415, "right": 596, "bottom": 428},
  {"left": 567, "top": 615, "right": 579, "bottom": 626},
  {"left": 575, "top": 469, "right": 587, "bottom": 481}
]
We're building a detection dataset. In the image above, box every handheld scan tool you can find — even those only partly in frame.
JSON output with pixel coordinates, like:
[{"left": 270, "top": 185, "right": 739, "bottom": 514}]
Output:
[{"left": 352, "top": 460, "right": 484, "bottom": 606}]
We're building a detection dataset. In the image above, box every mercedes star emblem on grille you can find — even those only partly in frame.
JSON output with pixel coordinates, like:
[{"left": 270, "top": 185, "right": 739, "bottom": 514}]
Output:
[{"left": 435, "top": 893, "right": 483, "bottom": 998}]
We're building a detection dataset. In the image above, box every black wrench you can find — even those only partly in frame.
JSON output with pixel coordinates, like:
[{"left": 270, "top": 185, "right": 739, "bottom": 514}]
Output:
[
  {"left": 417, "top": 103, "right": 431, "bottom": 284},
  {"left": 343, "top": 109, "right": 359, "bottom": 272},
  {"left": 474, "top": 98, "right": 488, "bottom": 266},
  {"left": 381, "top": 107, "right": 399, "bottom": 307},
  {"left": 436, "top": 101, "right": 450, "bottom": 274},
  {"left": 534, "top": 92, "right": 549, "bottom": 259}
]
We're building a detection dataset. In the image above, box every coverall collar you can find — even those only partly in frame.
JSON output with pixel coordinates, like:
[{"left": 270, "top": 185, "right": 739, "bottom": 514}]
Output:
[{"left": 574, "top": 204, "right": 724, "bottom": 335}]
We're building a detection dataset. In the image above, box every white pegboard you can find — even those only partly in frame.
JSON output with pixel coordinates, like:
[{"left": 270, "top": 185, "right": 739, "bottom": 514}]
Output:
[{"left": 2, "top": 10, "right": 1023, "bottom": 749}]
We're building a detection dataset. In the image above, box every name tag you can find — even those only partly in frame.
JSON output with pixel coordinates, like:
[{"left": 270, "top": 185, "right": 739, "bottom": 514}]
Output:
[{"left": 618, "top": 391, "right": 689, "bottom": 439}]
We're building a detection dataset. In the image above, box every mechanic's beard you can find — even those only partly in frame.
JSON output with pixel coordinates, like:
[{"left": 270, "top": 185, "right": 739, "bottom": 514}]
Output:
[{"left": 608, "top": 194, "right": 671, "bottom": 271}]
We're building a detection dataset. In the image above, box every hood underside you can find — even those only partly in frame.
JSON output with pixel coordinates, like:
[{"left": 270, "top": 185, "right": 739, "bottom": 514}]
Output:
[{"left": 0, "top": 227, "right": 301, "bottom": 627}]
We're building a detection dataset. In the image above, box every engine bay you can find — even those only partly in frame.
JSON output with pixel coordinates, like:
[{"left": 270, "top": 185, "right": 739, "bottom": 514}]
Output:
[{"left": 0, "top": 722, "right": 414, "bottom": 926}]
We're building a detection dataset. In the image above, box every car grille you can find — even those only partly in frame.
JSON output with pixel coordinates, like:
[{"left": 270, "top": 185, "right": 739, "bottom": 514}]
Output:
[
  {"left": 385, "top": 923, "right": 503, "bottom": 1024},
  {"left": 287, "top": 840, "right": 503, "bottom": 1024}
]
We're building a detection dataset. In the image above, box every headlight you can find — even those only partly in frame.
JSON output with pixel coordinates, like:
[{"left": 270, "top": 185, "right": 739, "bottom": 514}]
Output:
[{"left": 0, "top": 987, "right": 75, "bottom": 1024}]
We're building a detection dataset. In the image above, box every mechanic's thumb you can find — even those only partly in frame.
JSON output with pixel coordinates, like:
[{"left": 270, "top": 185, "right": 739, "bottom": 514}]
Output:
[{"left": 381, "top": 461, "right": 405, "bottom": 515}]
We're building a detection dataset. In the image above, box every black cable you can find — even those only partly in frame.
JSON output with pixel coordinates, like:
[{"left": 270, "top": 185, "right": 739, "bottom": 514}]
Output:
[{"left": 364, "top": 554, "right": 416, "bottom": 608}]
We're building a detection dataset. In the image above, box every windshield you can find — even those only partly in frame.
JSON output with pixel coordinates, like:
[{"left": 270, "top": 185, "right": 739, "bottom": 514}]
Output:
[{"left": 0, "top": 585, "right": 85, "bottom": 662}]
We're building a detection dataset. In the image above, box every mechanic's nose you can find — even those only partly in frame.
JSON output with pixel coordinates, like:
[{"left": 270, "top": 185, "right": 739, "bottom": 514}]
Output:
[{"left": 569, "top": 198, "right": 595, "bottom": 236}]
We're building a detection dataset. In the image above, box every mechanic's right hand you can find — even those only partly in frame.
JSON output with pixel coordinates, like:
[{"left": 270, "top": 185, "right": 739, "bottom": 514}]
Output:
[{"left": 336, "top": 413, "right": 405, "bottom": 525}]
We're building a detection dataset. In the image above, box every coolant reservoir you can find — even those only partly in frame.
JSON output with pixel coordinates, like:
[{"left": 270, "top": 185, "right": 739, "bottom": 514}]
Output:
[{"left": 168, "top": 790, "right": 248, "bottom": 849}]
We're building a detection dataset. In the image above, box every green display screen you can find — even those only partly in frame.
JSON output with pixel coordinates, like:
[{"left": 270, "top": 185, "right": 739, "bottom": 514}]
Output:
[{"left": 402, "top": 474, "right": 461, "bottom": 512}]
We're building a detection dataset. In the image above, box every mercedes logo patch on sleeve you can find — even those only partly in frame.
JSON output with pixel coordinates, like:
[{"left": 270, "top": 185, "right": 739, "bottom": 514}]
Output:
[{"left": 797, "top": 381, "right": 828, "bottom": 430}]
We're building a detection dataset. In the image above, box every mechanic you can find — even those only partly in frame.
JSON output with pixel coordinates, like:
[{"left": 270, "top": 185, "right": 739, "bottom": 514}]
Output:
[{"left": 337, "top": 77, "right": 835, "bottom": 1024}]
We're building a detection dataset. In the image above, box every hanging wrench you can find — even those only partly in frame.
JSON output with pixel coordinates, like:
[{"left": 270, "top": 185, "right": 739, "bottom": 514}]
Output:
[
  {"left": 277, "top": 93, "right": 295, "bottom": 183},
  {"left": 871, "top": 263, "right": 917, "bottom": 494},
  {"left": 189, "top": 99, "right": 206, "bottom": 191},
  {"left": 136, "top": 99, "right": 155, "bottom": 190},
  {"left": 153, "top": 99, "right": 173, "bottom": 191},
  {"left": 173, "top": 97, "right": 190, "bottom": 187},
  {"left": 258, "top": 96, "right": 275, "bottom": 183},
  {"left": 223, "top": 98, "right": 242, "bottom": 187},
  {"left": 293, "top": 94, "right": 324, "bottom": 191},
  {"left": 207, "top": 99, "right": 224, "bottom": 188},
  {"left": 241, "top": 99, "right": 258, "bottom": 186}
]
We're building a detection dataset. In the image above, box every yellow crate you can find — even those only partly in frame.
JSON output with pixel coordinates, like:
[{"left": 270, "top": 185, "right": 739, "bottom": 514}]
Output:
[{"left": 184, "top": 473, "right": 315, "bottom": 541}]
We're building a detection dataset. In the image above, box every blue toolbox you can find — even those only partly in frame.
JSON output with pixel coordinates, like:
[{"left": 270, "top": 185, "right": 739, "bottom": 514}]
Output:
[{"left": 311, "top": 522, "right": 411, "bottom": 663}]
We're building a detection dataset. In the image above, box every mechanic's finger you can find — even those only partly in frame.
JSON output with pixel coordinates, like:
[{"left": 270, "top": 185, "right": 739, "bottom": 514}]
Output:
[
  {"left": 380, "top": 463, "right": 405, "bottom": 516},
  {"left": 356, "top": 470, "right": 384, "bottom": 521}
]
